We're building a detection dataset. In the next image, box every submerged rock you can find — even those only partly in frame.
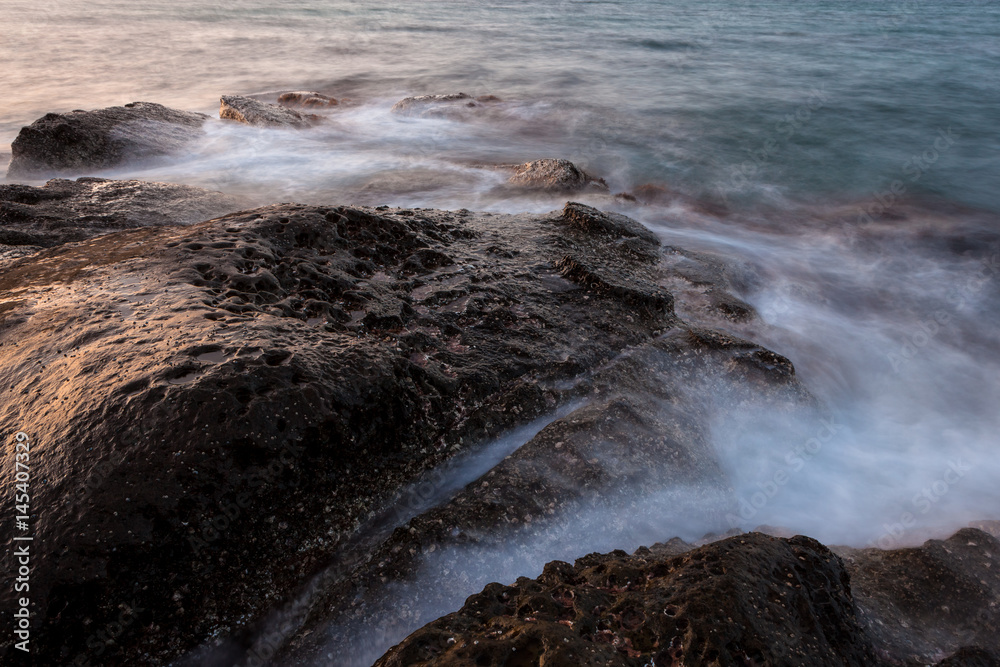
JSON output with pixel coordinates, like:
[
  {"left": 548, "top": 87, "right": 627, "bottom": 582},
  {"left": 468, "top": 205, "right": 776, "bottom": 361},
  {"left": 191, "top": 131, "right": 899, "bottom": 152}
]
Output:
[
  {"left": 219, "top": 94, "right": 317, "bottom": 128},
  {"left": 6, "top": 101, "right": 208, "bottom": 179},
  {"left": 0, "top": 177, "right": 242, "bottom": 248},
  {"left": 507, "top": 158, "right": 609, "bottom": 193},
  {"left": 390, "top": 93, "right": 502, "bottom": 117},
  {"left": 277, "top": 91, "right": 338, "bottom": 108}
]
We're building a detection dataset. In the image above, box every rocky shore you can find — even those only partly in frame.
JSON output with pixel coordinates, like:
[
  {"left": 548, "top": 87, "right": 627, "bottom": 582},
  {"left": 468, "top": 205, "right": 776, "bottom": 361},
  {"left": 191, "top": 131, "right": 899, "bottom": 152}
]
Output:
[
  {"left": 1, "top": 99, "right": 998, "bottom": 667},
  {"left": 376, "top": 527, "right": 1000, "bottom": 666}
]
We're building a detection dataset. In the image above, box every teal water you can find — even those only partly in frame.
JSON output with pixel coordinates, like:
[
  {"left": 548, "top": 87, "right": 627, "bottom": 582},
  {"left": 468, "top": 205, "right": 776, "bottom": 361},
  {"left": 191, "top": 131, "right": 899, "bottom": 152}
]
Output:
[
  {"left": 2, "top": 0, "right": 999, "bottom": 210},
  {"left": 4, "top": 3, "right": 1000, "bottom": 663}
]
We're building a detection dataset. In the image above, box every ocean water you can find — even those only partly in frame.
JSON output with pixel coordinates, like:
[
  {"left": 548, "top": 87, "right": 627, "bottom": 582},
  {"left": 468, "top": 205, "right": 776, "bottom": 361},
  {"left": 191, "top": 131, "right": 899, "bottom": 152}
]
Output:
[
  {"left": 4, "top": 1, "right": 1000, "bottom": 663},
  {"left": 3, "top": 0, "right": 999, "bottom": 210}
]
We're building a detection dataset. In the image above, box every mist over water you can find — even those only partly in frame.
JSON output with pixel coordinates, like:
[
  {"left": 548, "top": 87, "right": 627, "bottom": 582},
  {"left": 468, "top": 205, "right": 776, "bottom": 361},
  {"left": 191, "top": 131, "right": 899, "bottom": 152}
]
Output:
[
  {"left": 659, "top": 209, "right": 1000, "bottom": 547},
  {"left": 4, "top": 0, "right": 999, "bottom": 208},
  {"left": 5, "top": 0, "right": 1000, "bottom": 662}
]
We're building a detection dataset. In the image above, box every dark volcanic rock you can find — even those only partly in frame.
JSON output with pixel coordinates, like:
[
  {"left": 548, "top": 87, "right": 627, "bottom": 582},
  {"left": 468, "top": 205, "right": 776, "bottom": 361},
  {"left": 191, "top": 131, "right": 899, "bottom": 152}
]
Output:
[
  {"left": 562, "top": 201, "right": 658, "bottom": 245},
  {"left": 507, "top": 159, "right": 609, "bottom": 194},
  {"left": 277, "top": 91, "right": 338, "bottom": 109},
  {"left": 375, "top": 528, "right": 1000, "bottom": 667},
  {"left": 0, "top": 177, "right": 242, "bottom": 249},
  {"left": 837, "top": 528, "right": 1000, "bottom": 665},
  {"left": 219, "top": 95, "right": 316, "bottom": 128},
  {"left": 0, "top": 202, "right": 698, "bottom": 664},
  {"left": 277, "top": 324, "right": 803, "bottom": 667},
  {"left": 6, "top": 102, "right": 208, "bottom": 179},
  {"left": 375, "top": 532, "right": 881, "bottom": 667}
]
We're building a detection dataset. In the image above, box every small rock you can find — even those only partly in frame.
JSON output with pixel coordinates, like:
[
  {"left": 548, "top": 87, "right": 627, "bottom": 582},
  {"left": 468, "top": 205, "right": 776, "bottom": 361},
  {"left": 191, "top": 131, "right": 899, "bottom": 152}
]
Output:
[
  {"left": 389, "top": 93, "right": 502, "bottom": 118},
  {"left": 507, "top": 159, "right": 609, "bottom": 193},
  {"left": 277, "top": 91, "right": 338, "bottom": 109},
  {"left": 390, "top": 93, "right": 473, "bottom": 114},
  {"left": 219, "top": 95, "right": 316, "bottom": 128}
]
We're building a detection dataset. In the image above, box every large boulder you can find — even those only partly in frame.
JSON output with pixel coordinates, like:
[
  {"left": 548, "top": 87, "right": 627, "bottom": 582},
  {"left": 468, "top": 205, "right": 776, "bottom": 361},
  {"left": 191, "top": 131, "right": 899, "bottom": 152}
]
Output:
[
  {"left": 375, "top": 532, "right": 881, "bottom": 667},
  {"left": 0, "top": 201, "right": 733, "bottom": 665},
  {"left": 6, "top": 102, "right": 208, "bottom": 179},
  {"left": 219, "top": 95, "right": 316, "bottom": 128},
  {"left": 376, "top": 528, "right": 1000, "bottom": 667},
  {"left": 0, "top": 177, "right": 242, "bottom": 248},
  {"left": 275, "top": 327, "right": 802, "bottom": 667}
]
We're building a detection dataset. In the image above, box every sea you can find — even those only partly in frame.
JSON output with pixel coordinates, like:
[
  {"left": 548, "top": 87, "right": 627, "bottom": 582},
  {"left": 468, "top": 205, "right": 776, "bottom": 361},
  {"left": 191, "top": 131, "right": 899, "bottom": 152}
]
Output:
[{"left": 3, "top": 1, "right": 999, "bottom": 664}]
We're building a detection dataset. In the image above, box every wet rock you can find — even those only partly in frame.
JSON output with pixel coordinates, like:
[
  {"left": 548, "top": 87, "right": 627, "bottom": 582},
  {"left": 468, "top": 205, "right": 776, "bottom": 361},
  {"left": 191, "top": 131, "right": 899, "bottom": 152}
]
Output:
[
  {"left": 658, "top": 244, "right": 768, "bottom": 328},
  {"left": 0, "top": 201, "right": 703, "bottom": 665},
  {"left": 375, "top": 532, "right": 881, "bottom": 667},
  {"left": 507, "top": 159, "right": 609, "bottom": 193},
  {"left": 0, "top": 244, "right": 40, "bottom": 270},
  {"left": 277, "top": 322, "right": 805, "bottom": 666},
  {"left": 561, "top": 201, "right": 658, "bottom": 244},
  {"left": 276, "top": 91, "right": 338, "bottom": 109},
  {"left": 6, "top": 102, "right": 208, "bottom": 179},
  {"left": 179, "top": 201, "right": 803, "bottom": 667},
  {"left": 0, "top": 177, "right": 243, "bottom": 248},
  {"left": 219, "top": 95, "right": 316, "bottom": 128},
  {"left": 377, "top": 528, "right": 1000, "bottom": 667},
  {"left": 836, "top": 528, "right": 1000, "bottom": 665},
  {"left": 390, "top": 93, "right": 502, "bottom": 117}
]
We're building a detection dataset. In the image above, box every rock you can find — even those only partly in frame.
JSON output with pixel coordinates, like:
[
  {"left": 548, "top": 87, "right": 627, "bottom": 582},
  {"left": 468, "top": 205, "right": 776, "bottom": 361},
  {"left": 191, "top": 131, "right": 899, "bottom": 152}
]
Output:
[
  {"left": 0, "top": 201, "right": 718, "bottom": 665},
  {"left": 0, "top": 177, "right": 243, "bottom": 248},
  {"left": 278, "top": 324, "right": 804, "bottom": 666},
  {"left": 507, "top": 158, "right": 609, "bottom": 193},
  {"left": 219, "top": 95, "right": 316, "bottom": 128},
  {"left": 390, "top": 93, "right": 502, "bottom": 117},
  {"left": 377, "top": 528, "right": 1000, "bottom": 667},
  {"left": 6, "top": 102, "right": 208, "bottom": 179},
  {"left": 0, "top": 244, "right": 39, "bottom": 271},
  {"left": 277, "top": 91, "right": 338, "bottom": 109},
  {"left": 836, "top": 528, "right": 1000, "bottom": 665},
  {"left": 561, "top": 201, "right": 658, "bottom": 244},
  {"left": 374, "top": 532, "right": 882, "bottom": 667},
  {"left": 390, "top": 93, "right": 471, "bottom": 113}
]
